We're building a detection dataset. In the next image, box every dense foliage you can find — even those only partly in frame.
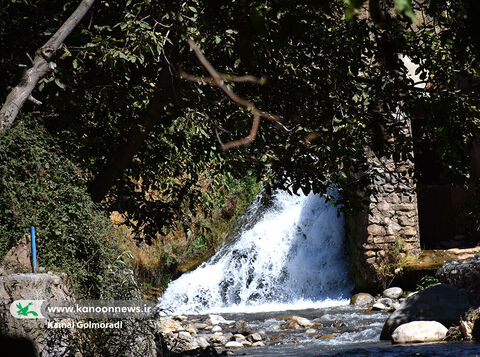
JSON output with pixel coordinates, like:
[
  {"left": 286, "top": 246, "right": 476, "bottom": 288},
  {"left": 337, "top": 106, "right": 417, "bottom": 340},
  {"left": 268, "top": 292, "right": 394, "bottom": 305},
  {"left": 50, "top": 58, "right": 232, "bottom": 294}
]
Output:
[
  {"left": 0, "top": 122, "right": 136, "bottom": 298},
  {"left": 1, "top": 0, "right": 479, "bottom": 244}
]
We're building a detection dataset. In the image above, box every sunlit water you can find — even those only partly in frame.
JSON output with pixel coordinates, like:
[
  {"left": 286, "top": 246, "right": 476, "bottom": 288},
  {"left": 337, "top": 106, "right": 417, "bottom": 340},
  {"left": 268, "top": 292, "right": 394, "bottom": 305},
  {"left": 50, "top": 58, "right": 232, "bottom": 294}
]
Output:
[
  {"left": 158, "top": 189, "right": 480, "bottom": 356},
  {"left": 159, "top": 189, "right": 352, "bottom": 314}
]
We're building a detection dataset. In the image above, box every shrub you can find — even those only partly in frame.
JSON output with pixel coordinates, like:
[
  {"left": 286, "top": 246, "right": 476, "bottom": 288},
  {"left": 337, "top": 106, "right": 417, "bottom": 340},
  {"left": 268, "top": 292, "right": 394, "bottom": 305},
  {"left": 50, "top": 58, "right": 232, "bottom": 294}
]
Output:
[{"left": 0, "top": 123, "right": 135, "bottom": 299}]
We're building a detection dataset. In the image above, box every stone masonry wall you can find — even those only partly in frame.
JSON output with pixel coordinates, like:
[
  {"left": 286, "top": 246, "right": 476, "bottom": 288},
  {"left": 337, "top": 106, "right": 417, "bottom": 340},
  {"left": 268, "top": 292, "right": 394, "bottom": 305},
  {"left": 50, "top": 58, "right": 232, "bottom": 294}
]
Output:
[{"left": 351, "top": 148, "right": 421, "bottom": 291}]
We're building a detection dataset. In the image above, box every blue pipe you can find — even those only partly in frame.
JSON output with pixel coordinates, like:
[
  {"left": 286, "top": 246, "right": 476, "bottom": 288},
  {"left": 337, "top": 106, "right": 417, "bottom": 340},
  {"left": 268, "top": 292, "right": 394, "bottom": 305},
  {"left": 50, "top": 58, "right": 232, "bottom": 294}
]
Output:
[{"left": 30, "top": 226, "right": 37, "bottom": 273}]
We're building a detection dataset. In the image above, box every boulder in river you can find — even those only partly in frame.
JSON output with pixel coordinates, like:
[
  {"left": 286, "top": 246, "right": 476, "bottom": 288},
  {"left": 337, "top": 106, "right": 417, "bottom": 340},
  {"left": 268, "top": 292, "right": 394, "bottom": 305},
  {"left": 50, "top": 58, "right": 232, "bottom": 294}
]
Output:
[
  {"left": 436, "top": 254, "right": 480, "bottom": 306},
  {"left": 380, "top": 283, "right": 471, "bottom": 340},
  {"left": 207, "top": 314, "right": 234, "bottom": 325},
  {"left": 232, "top": 320, "right": 251, "bottom": 335},
  {"left": 225, "top": 341, "right": 244, "bottom": 348},
  {"left": 391, "top": 321, "right": 448, "bottom": 344},
  {"left": 383, "top": 287, "right": 403, "bottom": 299},
  {"left": 281, "top": 319, "right": 301, "bottom": 329},
  {"left": 350, "top": 293, "right": 374, "bottom": 306},
  {"left": 290, "top": 316, "right": 313, "bottom": 327}
]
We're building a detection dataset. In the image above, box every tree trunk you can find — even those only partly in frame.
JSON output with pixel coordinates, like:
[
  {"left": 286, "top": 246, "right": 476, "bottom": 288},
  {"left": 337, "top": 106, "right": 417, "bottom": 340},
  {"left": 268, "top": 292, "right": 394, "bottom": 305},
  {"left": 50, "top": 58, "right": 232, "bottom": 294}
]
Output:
[{"left": 0, "top": 0, "right": 96, "bottom": 133}]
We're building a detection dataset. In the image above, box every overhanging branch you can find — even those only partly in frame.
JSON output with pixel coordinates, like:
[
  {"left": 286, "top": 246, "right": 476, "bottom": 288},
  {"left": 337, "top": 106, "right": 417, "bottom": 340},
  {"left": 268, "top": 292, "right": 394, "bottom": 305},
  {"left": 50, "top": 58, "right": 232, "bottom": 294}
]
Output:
[
  {"left": 0, "top": 0, "right": 97, "bottom": 134},
  {"left": 183, "top": 39, "right": 290, "bottom": 150}
]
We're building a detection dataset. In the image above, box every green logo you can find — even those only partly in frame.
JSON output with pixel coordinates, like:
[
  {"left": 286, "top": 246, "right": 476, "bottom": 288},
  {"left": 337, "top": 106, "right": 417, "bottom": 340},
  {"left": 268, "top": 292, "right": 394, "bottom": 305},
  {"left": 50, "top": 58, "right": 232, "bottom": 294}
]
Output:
[
  {"left": 16, "top": 302, "right": 38, "bottom": 317},
  {"left": 10, "top": 300, "right": 44, "bottom": 319}
]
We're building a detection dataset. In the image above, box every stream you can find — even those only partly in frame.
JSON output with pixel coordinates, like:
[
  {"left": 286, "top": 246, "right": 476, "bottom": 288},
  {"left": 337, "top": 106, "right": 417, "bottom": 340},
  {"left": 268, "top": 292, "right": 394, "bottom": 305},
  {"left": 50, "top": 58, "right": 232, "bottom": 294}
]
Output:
[{"left": 158, "top": 189, "right": 480, "bottom": 356}]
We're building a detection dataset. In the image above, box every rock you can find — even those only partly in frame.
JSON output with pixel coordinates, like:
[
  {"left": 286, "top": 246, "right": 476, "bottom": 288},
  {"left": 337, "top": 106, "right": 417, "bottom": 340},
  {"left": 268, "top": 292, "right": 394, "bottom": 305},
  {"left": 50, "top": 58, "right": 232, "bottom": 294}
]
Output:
[
  {"left": 174, "top": 315, "right": 188, "bottom": 321},
  {"left": 281, "top": 320, "right": 301, "bottom": 329},
  {"left": 393, "top": 302, "right": 402, "bottom": 310},
  {"left": 305, "top": 329, "right": 316, "bottom": 334},
  {"left": 185, "top": 324, "right": 198, "bottom": 334},
  {"left": 290, "top": 316, "right": 313, "bottom": 327},
  {"left": 242, "top": 340, "right": 252, "bottom": 346},
  {"left": 247, "top": 333, "right": 262, "bottom": 342},
  {"left": 211, "top": 325, "right": 222, "bottom": 332},
  {"left": 225, "top": 341, "right": 244, "bottom": 348},
  {"left": 196, "top": 337, "right": 210, "bottom": 348},
  {"left": 383, "top": 287, "right": 403, "bottom": 299},
  {"left": 209, "top": 334, "right": 229, "bottom": 345},
  {"left": 252, "top": 341, "right": 265, "bottom": 347},
  {"left": 392, "top": 321, "right": 448, "bottom": 343},
  {"left": 332, "top": 320, "right": 346, "bottom": 328},
  {"left": 473, "top": 318, "right": 480, "bottom": 342},
  {"left": 350, "top": 293, "right": 374, "bottom": 306},
  {"left": 316, "top": 334, "right": 335, "bottom": 340},
  {"left": 437, "top": 255, "right": 480, "bottom": 305},
  {"left": 233, "top": 334, "right": 246, "bottom": 341},
  {"left": 194, "top": 323, "right": 209, "bottom": 330},
  {"left": 372, "top": 302, "right": 388, "bottom": 311},
  {"left": 380, "top": 284, "right": 471, "bottom": 340},
  {"left": 232, "top": 320, "right": 251, "bottom": 335},
  {"left": 377, "top": 297, "right": 393, "bottom": 307},
  {"left": 157, "top": 318, "right": 182, "bottom": 334},
  {"left": 178, "top": 331, "right": 193, "bottom": 341},
  {"left": 207, "top": 314, "right": 234, "bottom": 325}
]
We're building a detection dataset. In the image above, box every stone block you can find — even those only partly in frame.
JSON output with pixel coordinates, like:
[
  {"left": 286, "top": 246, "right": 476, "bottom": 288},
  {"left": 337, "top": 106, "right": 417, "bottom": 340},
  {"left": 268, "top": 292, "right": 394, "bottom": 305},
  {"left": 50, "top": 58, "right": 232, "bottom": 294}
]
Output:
[
  {"left": 385, "top": 222, "right": 401, "bottom": 235},
  {"left": 374, "top": 235, "right": 397, "bottom": 244},
  {"left": 367, "top": 225, "right": 386, "bottom": 235},
  {"left": 399, "top": 228, "right": 417, "bottom": 236},
  {"left": 377, "top": 200, "right": 390, "bottom": 212}
]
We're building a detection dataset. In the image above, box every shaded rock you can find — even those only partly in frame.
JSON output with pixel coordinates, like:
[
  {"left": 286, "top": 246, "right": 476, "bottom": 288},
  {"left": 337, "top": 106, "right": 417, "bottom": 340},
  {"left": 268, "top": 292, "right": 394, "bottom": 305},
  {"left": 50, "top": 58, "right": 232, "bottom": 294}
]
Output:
[
  {"left": 177, "top": 346, "right": 220, "bottom": 356},
  {"left": 350, "top": 293, "right": 374, "bottom": 306},
  {"left": 380, "top": 284, "right": 471, "bottom": 339},
  {"left": 383, "top": 287, "right": 403, "bottom": 299},
  {"left": 473, "top": 318, "right": 480, "bottom": 341},
  {"left": 392, "top": 321, "right": 448, "bottom": 343},
  {"left": 437, "top": 255, "right": 480, "bottom": 305}
]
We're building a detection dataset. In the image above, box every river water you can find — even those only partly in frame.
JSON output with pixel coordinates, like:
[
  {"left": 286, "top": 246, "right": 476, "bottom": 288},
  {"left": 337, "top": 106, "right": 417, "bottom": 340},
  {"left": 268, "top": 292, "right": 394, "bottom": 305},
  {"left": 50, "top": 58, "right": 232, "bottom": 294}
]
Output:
[{"left": 158, "top": 189, "right": 480, "bottom": 356}]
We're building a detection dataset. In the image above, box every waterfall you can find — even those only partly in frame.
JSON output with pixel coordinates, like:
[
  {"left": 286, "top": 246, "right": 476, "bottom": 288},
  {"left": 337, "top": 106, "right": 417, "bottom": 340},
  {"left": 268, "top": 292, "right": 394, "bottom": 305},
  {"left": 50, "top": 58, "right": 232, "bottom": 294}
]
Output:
[{"left": 158, "top": 189, "right": 353, "bottom": 314}]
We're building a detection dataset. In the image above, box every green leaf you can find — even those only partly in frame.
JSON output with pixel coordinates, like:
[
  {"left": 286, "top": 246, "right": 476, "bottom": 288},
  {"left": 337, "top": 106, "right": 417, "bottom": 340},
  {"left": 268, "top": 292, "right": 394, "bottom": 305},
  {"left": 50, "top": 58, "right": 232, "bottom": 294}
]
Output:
[
  {"left": 54, "top": 78, "right": 65, "bottom": 90},
  {"left": 394, "top": 0, "right": 418, "bottom": 23}
]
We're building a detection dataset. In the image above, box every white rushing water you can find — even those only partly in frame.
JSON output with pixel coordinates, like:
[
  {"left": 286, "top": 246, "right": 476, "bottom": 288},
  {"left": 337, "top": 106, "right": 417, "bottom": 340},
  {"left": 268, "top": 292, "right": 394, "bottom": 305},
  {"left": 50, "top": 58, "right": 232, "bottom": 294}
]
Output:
[{"left": 158, "top": 189, "right": 353, "bottom": 314}]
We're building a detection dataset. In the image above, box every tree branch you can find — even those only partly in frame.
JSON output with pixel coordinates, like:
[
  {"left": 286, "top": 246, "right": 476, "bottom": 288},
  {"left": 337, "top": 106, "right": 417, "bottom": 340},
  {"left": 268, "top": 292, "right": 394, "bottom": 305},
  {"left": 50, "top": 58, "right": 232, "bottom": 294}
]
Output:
[
  {"left": 0, "top": 0, "right": 97, "bottom": 134},
  {"left": 184, "top": 39, "right": 290, "bottom": 150}
]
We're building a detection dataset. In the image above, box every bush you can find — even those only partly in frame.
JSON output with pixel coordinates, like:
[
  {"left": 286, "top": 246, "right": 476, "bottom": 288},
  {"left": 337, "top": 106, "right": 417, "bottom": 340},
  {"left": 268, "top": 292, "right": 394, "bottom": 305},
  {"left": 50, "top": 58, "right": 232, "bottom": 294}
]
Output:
[{"left": 0, "top": 123, "right": 135, "bottom": 299}]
